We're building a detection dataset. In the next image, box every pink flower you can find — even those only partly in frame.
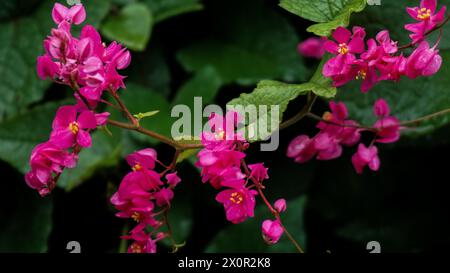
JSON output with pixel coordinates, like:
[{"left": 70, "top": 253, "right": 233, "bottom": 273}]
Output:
[
  {"left": 50, "top": 106, "right": 97, "bottom": 148},
  {"left": 216, "top": 180, "right": 258, "bottom": 224},
  {"left": 287, "top": 135, "right": 316, "bottom": 163},
  {"left": 126, "top": 148, "right": 157, "bottom": 170},
  {"left": 274, "top": 199, "right": 287, "bottom": 213},
  {"left": 52, "top": 3, "right": 86, "bottom": 25},
  {"left": 37, "top": 55, "right": 59, "bottom": 80},
  {"left": 404, "top": 41, "right": 442, "bottom": 79},
  {"left": 373, "top": 99, "right": 401, "bottom": 144},
  {"left": 123, "top": 230, "right": 157, "bottom": 253},
  {"left": 323, "top": 27, "right": 365, "bottom": 77},
  {"left": 262, "top": 219, "right": 284, "bottom": 245},
  {"left": 154, "top": 188, "right": 174, "bottom": 207},
  {"left": 298, "top": 37, "right": 326, "bottom": 59},
  {"left": 166, "top": 172, "right": 181, "bottom": 187},
  {"left": 405, "top": 0, "right": 447, "bottom": 43},
  {"left": 248, "top": 163, "right": 269, "bottom": 182},
  {"left": 25, "top": 141, "right": 77, "bottom": 196},
  {"left": 352, "top": 144, "right": 380, "bottom": 174}
]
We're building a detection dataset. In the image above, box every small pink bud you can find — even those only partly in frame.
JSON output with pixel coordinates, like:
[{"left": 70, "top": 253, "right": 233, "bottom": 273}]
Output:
[
  {"left": 374, "top": 98, "right": 390, "bottom": 117},
  {"left": 166, "top": 172, "right": 181, "bottom": 187},
  {"left": 116, "top": 50, "right": 131, "bottom": 70},
  {"left": 274, "top": 199, "right": 287, "bottom": 213},
  {"left": 262, "top": 219, "right": 284, "bottom": 245},
  {"left": 297, "top": 37, "right": 326, "bottom": 59}
]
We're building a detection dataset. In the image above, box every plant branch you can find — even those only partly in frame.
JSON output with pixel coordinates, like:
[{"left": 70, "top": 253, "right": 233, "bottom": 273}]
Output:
[
  {"left": 107, "top": 119, "right": 203, "bottom": 150},
  {"left": 279, "top": 93, "right": 317, "bottom": 130}
]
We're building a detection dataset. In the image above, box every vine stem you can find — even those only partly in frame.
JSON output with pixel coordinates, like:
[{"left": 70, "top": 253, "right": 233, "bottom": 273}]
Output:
[
  {"left": 279, "top": 93, "right": 317, "bottom": 130},
  {"left": 240, "top": 154, "right": 305, "bottom": 253},
  {"left": 400, "top": 108, "right": 450, "bottom": 126}
]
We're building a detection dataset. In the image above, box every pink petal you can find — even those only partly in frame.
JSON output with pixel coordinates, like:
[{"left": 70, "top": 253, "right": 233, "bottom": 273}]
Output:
[
  {"left": 332, "top": 27, "right": 352, "bottom": 43},
  {"left": 77, "top": 110, "right": 97, "bottom": 129},
  {"left": 76, "top": 129, "right": 92, "bottom": 148},
  {"left": 421, "top": 0, "right": 437, "bottom": 13},
  {"left": 323, "top": 40, "right": 339, "bottom": 54},
  {"left": 374, "top": 99, "right": 390, "bottom": 117},
  {"left": 53, "top": 105, "right": 77, "bottom": 130},
  {"left": 406, "top": 7, "right": 419, "bottom": 20},
  {"left": 422, "top": 54, "right": 442, "bottom": 76},
  {"left": 68, "top": 4, "right": 86, "bottom": 25},
  {"left": 51, "top": 129, "right": 76, "bottom": 149},
  {"left": 52, "top": 3, "right": 68, "bottom": 24},
  {"left": 348, "top": 37, "right": 365, "bottom": 54}
]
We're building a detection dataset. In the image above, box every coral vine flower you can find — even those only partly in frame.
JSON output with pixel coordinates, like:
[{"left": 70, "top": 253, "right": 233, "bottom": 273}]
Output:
[
  {"left": 262, "top": 219, "right": 284, "bottom": 245},
  {"left": 297, "top": 37, "right": 327, "bottom": 59},
  {"left": 216, "top": 180, "right": 258, "bottom": 224},
  {"left": 52, "top": 3, "right": 86, "bottom": 25},
  {"left": 323, "top": 26, "right": 365, "bottom": 77},
  {"left": 351, "top": 144, "right": 380, "bottom": 174},
  {"left": 373, "top": 99, "right": 401, "bottom": 144},
  {"left": 274, "top": 199, "right": 287, "bottom": 213},
  {"left": 405, "top": 0, "right": 447, "bottom": 43},
  {"left": 50, "top": 106, "right": 97, "bottom": 148},
  {"left": 288, "top": 100, "right": 400, "bottom": 174},
  {"left": 248, "top": 163, "right": 269, "bottom": 183}
]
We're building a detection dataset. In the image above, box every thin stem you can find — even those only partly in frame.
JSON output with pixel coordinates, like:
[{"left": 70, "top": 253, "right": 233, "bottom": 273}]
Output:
[
  {"left": 401, "top": 108, "right": 450, "bottom": 126},
  {"left": 239, "top": 154, "right": 305, "bottom": 253},
  {"left": 107, "top": 119, "right": 203, "bottom": 150},
  {"left": 109, "top": 89, "right": 139, "bottom": 126},
  {"left": 279, "top": 94, "right": 317, "bottom": 130},
  {"left": 398, "top": 14, "right": 450, "bottom": 50}
]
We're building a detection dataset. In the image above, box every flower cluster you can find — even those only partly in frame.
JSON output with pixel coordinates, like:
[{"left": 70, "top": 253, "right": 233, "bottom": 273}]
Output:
[
  {"left": 322, "top": 0, "right": 446, "bottom": 93},
  {"left": 26, "top": 3, "right": 129, "bottom": 196},
  {"left": 25, "top": 105, "right": 108, "bottom": 196},
  {"left": 196, "top": 112, "right": 261, "bottom": 224},
  {"left": 110, "top": 149, "right": 181, "bottom": 253},
  {"left": 287, "top": 99, "right": 400, "bottom": 174},
  {"left": 37, "top": 3, "right": 131, "bottom": 108}
]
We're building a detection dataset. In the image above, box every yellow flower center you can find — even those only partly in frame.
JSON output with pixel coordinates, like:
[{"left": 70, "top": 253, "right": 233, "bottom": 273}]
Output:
[
  {"left": 132, "top": 164, "right": 142, "bottom": 172},
  {"left": 230, "top": 192, "right": 244, "bottom": 204},
  {"left": 69, "top": 122, "right": 79, "bottom": 134},
  {"left": 130, "top": 243, "right": 142, "bottom": 253},
  {"left": 131, "top": 212, "right": 142, "bottom": 222},
  {"left": 417, "top": 8, "right": 431, "bottom": 20},
  {"left": 356, "top": 69, "right": 367, "bottom": 80},
  {"left": 338, "top": 43, "right": 349, "bottom": 55}
]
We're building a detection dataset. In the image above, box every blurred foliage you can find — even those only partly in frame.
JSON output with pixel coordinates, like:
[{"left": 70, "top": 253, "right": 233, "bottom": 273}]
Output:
[{"left": 0, "top": 0, "right": 450, "bottom": 253}]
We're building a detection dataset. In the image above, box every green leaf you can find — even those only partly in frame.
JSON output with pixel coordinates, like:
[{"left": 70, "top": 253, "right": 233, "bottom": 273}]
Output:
[
  {"left": 0, "top": 185, "right": 53, "bottom": 252},
  {"left": 143, "top": 0, "right": 203, "bottom": 23},
  {"left": 0, "top": 101, "right": 61, "bottom": 172},
  {"left": 101, "top": 3, "right": 153, "bottom": 51},
  {"left": 177, "top": 0, "right": 309, "bottom": 85},
  {"left": 134, "top": 110, "right": 160, "bottom": 120},
  {"left": 279, "top": 0, "right": 366, "bottom": 36},
  {"left": 172, "top": 66, "right": 222, "bottom": 109},
  {"left": 127, "top": 42, "right": 172, "bottom": 97},
  {"left": 0, "top": 0, "right": 111, "bottom": 120},
  {"left": 206, "top": 196, "right": 307, "bottom": 253},
  {"left": 337, "top": 50, "right": 450, "bottom": 137},
  {"left": 227, "top": 79, "right": 335, "bottom": 141},
  {"left": 57, "top": 132, "right": 123, "bottom": 191}
]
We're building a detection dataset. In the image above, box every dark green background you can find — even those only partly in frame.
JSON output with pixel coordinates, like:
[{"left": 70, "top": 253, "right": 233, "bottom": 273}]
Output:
[{"left": 1, "top": 0, "right": 449, "bottom": 253}]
